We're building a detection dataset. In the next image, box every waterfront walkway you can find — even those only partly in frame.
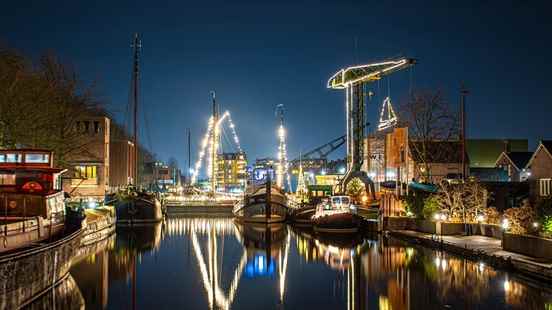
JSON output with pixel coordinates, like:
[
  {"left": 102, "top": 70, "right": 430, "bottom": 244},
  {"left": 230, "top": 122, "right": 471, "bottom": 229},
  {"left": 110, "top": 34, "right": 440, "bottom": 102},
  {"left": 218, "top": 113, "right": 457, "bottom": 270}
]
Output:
[{"left": 390, "top": 230, "right": 552, "bottom": 282}]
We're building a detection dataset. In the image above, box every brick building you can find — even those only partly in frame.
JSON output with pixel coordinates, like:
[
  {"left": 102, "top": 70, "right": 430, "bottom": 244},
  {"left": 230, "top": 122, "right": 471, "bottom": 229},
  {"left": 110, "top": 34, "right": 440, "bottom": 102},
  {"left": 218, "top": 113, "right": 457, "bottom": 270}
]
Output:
[
  {"left": 62, "top": 116, "right": 110, "bottom": 202},
  {"left": 525, "top": 141, "right": 552, "bottom": 202}
]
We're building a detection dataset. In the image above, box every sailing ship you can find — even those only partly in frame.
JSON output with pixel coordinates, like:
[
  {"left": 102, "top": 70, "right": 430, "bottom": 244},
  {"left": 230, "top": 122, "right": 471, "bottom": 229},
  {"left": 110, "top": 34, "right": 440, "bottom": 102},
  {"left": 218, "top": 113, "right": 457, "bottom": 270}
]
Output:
[
  {"left": 312, "top": 195, "right": 361, "bottom": 233},
  {"left": 107, "top": 33, "right": 163, "bottom": 224},
  {"left": 233, "top": 176, "right": 289, "bottom": 223},
  {"left": 0, "top": 149, "right": 84, "bottom": 308}
]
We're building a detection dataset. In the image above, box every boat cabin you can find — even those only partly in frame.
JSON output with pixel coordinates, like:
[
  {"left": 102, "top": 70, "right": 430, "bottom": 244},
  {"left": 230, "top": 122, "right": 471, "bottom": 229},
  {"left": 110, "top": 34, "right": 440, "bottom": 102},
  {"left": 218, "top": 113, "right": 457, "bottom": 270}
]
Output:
[
  {"left": 326, "top": 196, "right": 351, "bottom": 210},
  {"left": 315, "top": 195, "right": 353, "bottom": 215},
  {"left": 0, "top": 149, "right": 66, "bottom": 220}
]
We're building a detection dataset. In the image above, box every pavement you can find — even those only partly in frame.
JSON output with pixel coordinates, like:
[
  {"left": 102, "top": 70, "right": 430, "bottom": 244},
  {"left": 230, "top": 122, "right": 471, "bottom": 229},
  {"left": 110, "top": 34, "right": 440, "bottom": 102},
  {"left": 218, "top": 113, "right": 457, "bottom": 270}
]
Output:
[{"left": 390, "top": 230, "right": 552, "bottom": 281}]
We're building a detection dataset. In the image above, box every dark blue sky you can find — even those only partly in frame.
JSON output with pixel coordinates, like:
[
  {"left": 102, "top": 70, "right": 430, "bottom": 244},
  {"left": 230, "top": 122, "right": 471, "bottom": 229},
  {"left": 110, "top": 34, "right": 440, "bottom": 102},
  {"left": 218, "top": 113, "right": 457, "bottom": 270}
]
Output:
[{"left": 2, "top": 1, "right": 551, "bottom": 169}]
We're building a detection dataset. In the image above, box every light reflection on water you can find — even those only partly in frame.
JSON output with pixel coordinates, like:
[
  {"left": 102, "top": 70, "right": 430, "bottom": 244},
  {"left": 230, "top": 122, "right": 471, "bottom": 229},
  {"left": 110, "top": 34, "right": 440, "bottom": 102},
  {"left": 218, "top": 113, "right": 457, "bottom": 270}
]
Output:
[{"left": 69, "top": 217, "right": 552, "bottom": 309}]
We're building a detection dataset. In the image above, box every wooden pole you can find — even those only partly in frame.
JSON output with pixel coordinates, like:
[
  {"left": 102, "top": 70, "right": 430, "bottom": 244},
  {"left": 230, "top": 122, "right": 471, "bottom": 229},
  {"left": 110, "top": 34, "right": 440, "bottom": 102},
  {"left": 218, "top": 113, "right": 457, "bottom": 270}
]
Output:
[{"left": 266, "top": 174, "right": 271, "bottom": 221}]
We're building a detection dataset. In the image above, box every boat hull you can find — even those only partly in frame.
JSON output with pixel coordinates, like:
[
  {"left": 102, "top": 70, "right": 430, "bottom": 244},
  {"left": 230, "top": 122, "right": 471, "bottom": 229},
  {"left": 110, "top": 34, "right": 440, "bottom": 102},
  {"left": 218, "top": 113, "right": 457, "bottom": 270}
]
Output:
[
  {"left": 234, "top": 201, "right": 288, "bottom": 223},
  {"left": 0, "top": 225, "right": 83, "bottom": 309},
  {"left": 233, "top": 182, "right": 289, "bottom": 224},
  {"left": 113, "top": 197, "right": 163, "bottom": 224},
  {"left": 289, "top": 204, "right": 316, "bottom": 225},
  {"left": 313, "top": 212, "right": 361, "bottom": 234}
]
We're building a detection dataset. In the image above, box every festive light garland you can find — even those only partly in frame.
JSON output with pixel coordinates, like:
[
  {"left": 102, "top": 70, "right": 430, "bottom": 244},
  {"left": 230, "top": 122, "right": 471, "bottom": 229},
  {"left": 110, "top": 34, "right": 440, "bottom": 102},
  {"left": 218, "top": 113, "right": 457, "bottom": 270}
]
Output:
[
  {"left": 377, "top": 96, "right": 398, "bottom": 131},
  {"left": 191, "top": 111, "right": 241, "bottom": 186}
]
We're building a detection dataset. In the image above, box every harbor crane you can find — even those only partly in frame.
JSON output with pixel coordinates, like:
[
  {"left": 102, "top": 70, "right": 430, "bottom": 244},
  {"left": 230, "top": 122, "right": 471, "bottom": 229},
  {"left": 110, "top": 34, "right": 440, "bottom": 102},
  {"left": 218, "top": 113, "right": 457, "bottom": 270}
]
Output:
[{"left": 327, "top": 58, "right": 415, "bottom": 196}]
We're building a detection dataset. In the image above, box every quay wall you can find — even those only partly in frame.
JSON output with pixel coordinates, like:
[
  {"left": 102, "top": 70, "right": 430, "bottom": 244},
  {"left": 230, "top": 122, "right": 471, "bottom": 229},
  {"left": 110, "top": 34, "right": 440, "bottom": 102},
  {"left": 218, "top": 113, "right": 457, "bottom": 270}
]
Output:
[
  {"left": 503, "top": 233, "right": 552, "bottom": 261},
  {"left": 383, "top": 216, "right": 502, "bottom": 239}
]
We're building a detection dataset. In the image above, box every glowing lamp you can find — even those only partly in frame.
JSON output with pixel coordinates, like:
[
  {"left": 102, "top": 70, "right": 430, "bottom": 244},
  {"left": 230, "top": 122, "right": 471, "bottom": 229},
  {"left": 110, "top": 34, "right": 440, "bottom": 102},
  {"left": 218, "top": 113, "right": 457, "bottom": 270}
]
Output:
[
  {"left": 22, "top": 181, "right": 43, "bottom": 193},
  {"left": 502, "top": 219, "right": 510, "bottom": 230}
]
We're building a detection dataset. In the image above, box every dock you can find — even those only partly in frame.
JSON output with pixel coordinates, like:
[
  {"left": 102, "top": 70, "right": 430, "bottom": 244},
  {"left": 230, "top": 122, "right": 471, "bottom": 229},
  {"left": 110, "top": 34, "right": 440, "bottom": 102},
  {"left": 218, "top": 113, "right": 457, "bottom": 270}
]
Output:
[{"left": 166, "top": 200, "right": 235, "bottom": 217}]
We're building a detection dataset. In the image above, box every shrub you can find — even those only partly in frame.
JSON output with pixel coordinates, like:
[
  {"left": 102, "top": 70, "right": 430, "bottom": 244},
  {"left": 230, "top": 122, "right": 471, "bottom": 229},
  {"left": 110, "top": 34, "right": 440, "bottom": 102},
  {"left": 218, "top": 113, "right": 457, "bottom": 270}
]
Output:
[
  {"left": 404, "top": 192, "right": 425, "bottom": 218},
  {"left": 542, "top": 216, "right": 552, "bottom": 238},
  {"left": 483, "top": 207, "right": 501, "bottom": 225},
  {"left": 503, "top": 206, "right": 537, "bottom": 235},
  {"left": 423, "top": 195, "right": 441, "bottom": 220},
  {"left": 534, "top": 198, "right": 552, "bottom": 237}
]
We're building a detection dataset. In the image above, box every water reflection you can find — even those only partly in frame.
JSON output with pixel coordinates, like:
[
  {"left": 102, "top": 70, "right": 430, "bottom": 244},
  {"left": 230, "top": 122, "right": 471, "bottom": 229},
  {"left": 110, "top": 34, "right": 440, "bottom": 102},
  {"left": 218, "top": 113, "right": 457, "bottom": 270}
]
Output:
[
  {"left": 24, "top": 275, "right": 84, "bottom": 310},
  {"left": 68, "top": 217, "right": 552, "bottom": 309}
]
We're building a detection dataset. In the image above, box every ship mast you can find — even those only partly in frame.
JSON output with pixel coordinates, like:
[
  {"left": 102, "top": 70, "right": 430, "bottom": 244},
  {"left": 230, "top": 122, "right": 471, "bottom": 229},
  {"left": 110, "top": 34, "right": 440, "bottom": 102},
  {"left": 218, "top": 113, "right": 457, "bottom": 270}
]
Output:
[
  {"left": 210, "top": 91, "right": 218, "bottom": 195},
  {"left": 131, "top": 33, "right": 141, "bottom": 186}
]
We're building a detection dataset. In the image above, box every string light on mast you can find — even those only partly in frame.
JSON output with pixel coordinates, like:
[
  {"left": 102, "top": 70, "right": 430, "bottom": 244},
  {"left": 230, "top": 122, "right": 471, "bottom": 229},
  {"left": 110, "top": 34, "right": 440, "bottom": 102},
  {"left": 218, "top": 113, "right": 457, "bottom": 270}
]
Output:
[
  {"left": 275, "top": 104, "right": 291, "bottom": 190},
  {"left": 377, "top": 96, "right": 398, "bottom": 131},
  {"left": 190, "top": 104, "right": 242, "bottom": 189},
  {"left": 191, "top": 116, "right": 214, "bottom": 185}
]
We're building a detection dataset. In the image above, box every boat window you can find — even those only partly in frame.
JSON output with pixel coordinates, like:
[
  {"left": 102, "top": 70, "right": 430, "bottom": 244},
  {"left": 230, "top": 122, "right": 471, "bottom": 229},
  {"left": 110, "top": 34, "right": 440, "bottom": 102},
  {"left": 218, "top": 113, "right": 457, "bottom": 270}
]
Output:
[
  {"left": 3, "top": 153, "right": 22, "bottom": 163},
  {"left": 25, "top": 153, "right": 50, "bottom": 164},
  {"left": 332, "top": 197, "right": 340, "bottom": 205},
  {"left": 0, "top": 174, "right": 16, "bottom": 185},
  {"left": 341, "top": 197, "right": 350, "bottom": 205}
]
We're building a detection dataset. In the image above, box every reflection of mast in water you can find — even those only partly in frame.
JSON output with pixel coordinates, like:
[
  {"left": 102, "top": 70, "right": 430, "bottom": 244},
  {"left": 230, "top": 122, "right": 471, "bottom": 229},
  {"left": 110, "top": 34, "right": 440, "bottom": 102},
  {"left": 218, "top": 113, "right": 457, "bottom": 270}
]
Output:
[
  {"left": 347, "top": 250, "right": 362, "bottom": 310},
  {"left": 190, "top": 220, "right": 247, "bottom": 310},
  {"left": 130, "top": 232, "right": 137, "bottom": 310},
  {"left": 279, "top": 229, "right": 291, "bottom": 303}
]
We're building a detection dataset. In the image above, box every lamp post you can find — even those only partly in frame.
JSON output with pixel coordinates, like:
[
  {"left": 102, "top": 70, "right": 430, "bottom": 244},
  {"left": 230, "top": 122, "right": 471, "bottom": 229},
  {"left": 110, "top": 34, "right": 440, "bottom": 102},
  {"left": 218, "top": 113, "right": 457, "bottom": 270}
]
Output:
[
  {"left": 434, "top": 212, "right": 447, "bottom": 243},
  {"left": 501, "top": 218, "right": 510, "bottom": 248}
]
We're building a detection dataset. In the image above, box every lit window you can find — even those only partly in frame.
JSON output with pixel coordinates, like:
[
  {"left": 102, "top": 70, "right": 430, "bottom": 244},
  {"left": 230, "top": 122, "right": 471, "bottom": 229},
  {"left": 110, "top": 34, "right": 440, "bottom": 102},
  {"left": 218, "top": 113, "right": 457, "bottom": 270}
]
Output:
[
  {"left": 0, "top": 174, "right": 15, "bottom": 185},
  {"left": 4, "top": 153, "right": 22, "bottom": 163},
  {"left": 25, "top": 153, "right": 50, "bottom": 164},
  {"left": 75, "top": 165, "right": 97, "bottom": 179},
  {"left": 540, "top": 179, "right": 552, "bottom": 197}
]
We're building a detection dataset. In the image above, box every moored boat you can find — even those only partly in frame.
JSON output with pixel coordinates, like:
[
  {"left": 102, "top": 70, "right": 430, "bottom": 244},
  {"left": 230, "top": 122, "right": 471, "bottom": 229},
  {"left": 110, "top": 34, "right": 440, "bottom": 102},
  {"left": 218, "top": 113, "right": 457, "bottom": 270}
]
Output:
[
  {"left": 0, "top": 149, "right": 85, "bottom": 308},
  {"left": 233, "top": 179, "right": 288, "bottom": 223},
  {"left": 105, "top": 187, "right": 163, "bottom": 224},
  {"left": 312, "top": 196, "right": 361, "bottom": 233},
  {"left": 289, "top": 203, "right": 316, "bottom": 225}
]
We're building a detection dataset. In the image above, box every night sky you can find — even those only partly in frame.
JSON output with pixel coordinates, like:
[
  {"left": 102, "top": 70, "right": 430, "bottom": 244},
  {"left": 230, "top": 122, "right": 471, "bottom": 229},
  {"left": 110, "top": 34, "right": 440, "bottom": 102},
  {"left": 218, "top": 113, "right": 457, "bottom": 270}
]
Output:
[{"left": 2, "top": 1, "right": 551, "bottom": 172}]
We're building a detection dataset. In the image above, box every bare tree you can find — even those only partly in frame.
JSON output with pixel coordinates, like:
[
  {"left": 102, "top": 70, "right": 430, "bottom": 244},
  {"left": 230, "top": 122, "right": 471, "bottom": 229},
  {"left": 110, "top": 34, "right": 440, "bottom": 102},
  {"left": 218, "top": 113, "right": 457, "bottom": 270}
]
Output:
[
  {"left": 400, "top": 90, "right": 459, "bottom": 182},
  {"left": 0, "top": 47, "right": 106, "bottom": 167},
  {"left": 435, "top": 179, "right": 487, "bottom": 223}
]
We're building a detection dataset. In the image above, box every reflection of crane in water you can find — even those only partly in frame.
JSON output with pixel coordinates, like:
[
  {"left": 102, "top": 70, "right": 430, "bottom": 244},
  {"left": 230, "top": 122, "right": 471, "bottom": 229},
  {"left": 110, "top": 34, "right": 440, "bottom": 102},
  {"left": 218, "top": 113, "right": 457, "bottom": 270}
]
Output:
[{"left": 165, "top": 218, "right": 290, "bottom": 309}]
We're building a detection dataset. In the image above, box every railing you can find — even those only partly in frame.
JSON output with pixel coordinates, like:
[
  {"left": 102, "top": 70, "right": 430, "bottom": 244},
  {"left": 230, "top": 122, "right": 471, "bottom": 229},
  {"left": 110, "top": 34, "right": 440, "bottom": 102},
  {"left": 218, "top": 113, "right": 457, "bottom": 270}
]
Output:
[{"left": 0, "top": 224, "right": 82, "bottom": 262}]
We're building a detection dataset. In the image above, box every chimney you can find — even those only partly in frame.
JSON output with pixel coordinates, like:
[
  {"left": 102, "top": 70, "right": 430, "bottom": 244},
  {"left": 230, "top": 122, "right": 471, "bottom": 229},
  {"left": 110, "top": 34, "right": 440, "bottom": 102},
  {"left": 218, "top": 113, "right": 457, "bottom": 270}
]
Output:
[{"left": 503, "top": 140, "right": 511, "bottom": 153}]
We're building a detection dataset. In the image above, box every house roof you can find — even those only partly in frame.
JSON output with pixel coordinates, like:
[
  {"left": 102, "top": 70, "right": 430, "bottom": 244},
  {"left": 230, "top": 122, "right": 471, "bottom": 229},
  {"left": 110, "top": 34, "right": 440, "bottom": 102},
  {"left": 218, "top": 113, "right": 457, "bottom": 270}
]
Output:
[
  {"left": 542, "top": 140, "right": 552, "bottom": 154},
  {"left": 409, "top": 141, "right": 468, "bottom": 164},
  {"left": 525, "top": 140, "right": 552, "bottom": 169},
  {"left": 497, "top": 151, "right": 533, "bottom": 170},
  {"left": 466, "top": 139, "right": 528, "bottom": 168}
]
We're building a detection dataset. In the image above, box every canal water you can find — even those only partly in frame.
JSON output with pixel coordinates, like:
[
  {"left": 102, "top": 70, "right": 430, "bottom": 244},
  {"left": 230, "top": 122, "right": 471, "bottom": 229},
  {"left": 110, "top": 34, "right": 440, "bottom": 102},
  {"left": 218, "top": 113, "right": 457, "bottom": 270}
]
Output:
[{"left": 67, "top": 216, "right": 552, "bottom": 309}]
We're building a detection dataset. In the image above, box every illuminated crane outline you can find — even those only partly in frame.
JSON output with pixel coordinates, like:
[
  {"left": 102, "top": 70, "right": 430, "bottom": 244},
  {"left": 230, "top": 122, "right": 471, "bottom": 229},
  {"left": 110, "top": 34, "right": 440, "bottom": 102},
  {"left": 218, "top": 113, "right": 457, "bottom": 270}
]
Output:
[{"left": 327, "top": 58, "right": 415, "bottom": 194}]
